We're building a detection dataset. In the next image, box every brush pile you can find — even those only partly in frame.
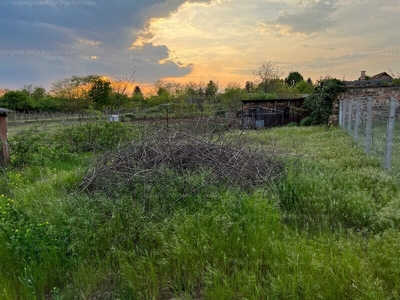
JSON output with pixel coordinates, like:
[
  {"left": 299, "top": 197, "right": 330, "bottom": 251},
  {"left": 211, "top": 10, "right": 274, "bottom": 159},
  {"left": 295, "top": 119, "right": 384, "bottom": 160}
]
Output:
[{"left": 78, "top": 125, "right": 284, "bottom": 207}]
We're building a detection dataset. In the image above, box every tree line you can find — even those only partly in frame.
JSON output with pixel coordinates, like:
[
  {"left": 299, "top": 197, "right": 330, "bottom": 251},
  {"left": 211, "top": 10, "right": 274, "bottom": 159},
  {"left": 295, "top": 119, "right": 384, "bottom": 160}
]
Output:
[
  {"left": 0, "top": 62, "right": 314, "bottom": 113},
  {"left": 0, "top": 61, "right": 347, "bottom": 124}
]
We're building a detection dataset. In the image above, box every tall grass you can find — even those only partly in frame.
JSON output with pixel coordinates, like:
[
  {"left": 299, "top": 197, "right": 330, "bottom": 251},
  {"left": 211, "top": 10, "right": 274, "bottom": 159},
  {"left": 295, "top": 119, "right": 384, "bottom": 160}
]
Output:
[{"left": 1, "top": 124, "right": 400, "bottom": 299}]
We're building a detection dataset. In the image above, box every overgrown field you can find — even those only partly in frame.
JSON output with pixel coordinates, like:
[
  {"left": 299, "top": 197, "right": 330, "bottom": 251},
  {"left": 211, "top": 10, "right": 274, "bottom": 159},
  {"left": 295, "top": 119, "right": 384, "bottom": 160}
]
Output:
[{"left": 1, "top": 121, "right": 400, "bottom": 299}]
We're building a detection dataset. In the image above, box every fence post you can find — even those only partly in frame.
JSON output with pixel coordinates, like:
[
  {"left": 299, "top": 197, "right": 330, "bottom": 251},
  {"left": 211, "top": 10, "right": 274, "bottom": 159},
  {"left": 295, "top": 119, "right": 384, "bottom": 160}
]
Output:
[
  {"left": 342, "top": 100, "right": 348, "bottom": 129},
  {"left": 339, "top": 100, "right": 343, "bottom": 127},
  {"left": 354, "top": 99, "right": 361, "bottom": 142},
  {"left": 347, "top": 98, "right": 353, "bottom": 134},
  {"left": 0, "top": 138, "right": 4, "bottom": 168},
  {"left": 384, "top": 97, "right": 397, "bottom": 170},
  {"left": 365, "top": 97, "right": 373, "bottom": 154}
]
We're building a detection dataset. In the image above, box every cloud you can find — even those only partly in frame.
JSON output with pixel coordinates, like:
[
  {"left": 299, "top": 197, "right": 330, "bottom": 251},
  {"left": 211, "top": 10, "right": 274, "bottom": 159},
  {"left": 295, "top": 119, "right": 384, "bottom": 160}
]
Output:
[
  {"left": 0, "top": 0, "right": 216, "bottom": 89},
  {"left": 78, "top": 39, "right": 103, "bottom": 46},
  {"left": 257, "top": 0, "right": 340, "bottom": 35},
  {"left": 129, "top": 43, "right": 170, "bottom": 62},
  {"left": 1, "top": 0, "right": 399, "bottom": 90}
]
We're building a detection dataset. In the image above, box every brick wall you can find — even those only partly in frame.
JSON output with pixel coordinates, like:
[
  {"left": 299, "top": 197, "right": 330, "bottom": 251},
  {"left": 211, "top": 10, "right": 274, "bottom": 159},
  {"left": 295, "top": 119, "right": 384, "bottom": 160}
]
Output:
[{"left": 329, "top": 86, "right": 400, "bottom": 124}]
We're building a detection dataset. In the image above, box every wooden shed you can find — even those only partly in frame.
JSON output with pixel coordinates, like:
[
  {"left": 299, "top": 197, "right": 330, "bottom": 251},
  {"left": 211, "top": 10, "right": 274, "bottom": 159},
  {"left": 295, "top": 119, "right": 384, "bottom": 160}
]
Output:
[
  {"left": 240, "top": 94, "right": 308, "bottom": 129},
  {"left": 0, "top": 108, "right": 10, "bottom": 167}
]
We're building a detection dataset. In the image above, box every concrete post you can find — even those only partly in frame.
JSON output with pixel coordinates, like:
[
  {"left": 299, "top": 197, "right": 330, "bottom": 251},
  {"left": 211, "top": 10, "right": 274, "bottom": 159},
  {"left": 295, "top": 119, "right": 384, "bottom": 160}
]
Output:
[{"left": 384, "top": 97, "right": 397, "bottom": 170}]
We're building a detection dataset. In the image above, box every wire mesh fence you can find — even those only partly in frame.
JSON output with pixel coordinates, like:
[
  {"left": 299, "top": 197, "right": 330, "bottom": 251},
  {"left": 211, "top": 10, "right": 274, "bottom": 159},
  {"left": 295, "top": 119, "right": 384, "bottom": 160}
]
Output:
[{"left": 339, "top": 97, "right": 400, "bottom": 177}]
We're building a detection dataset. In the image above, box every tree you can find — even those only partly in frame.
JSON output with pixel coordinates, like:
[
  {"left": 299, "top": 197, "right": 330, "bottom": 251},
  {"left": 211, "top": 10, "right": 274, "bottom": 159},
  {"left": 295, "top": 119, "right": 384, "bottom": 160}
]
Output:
[
  {"left": 256, "top": 78, "right": 292, "bottom": 94},
  {"left": 303, "top": 77, "right": 346, "bottom": 125},
  {"left": 31, "top": 86, "right": 46, "bottom": 101},
  {"left": 133, "top": 86, "right": 142, "bottom": 95},
  {"left": 19, "top": 85, "right": 48, "bottom": 111},
  {"left": 221, "top": 82, "right": 248, "bottom": 110},
  {"left": 205, "top": 80, "right": 219, "bottom": 99},
  {"left": 50, "top": 75, "right": 100, "bottom": 112},
  {"left": 36, "top": 95, "right": 61, "bottom": 112},
  {"left": 88, "top": 78, "right": 113, "bottom": 109},
  {"left": 131, "top": 86, "right": 145, "bottom": 109},
  {"left": 253, "top": 61, "right": 283, "bottom": 93},
  {"left": 111, "top": 68, "right": 138, "bottom": 109},
  {"left": 21, "top": 85, "right": 35, "bottom": 97},
  {"left": 245, "top": 81, "right": 255, "bottom": 93},
  {"left": 293, "top": 80, "right": 314, "bottom": 94},
  {"left": 285, "top": 71, "right": 304, "bottom": 87},
  {"left": 0, "top": 90, "right": 34, "bottom": 111},
  {"left": 307, "top": 77, "right": 313, "bottom": 85},
  {"left": 183, "top": 81, "right": 206, "bottom": 108},
  {"left": 51, "top": 75, "right": 99, "bottom": 98}
]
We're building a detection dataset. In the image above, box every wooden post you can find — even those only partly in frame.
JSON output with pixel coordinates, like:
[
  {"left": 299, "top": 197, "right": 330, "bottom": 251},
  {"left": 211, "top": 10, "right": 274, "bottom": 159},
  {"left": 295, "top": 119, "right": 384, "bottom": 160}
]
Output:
[{"left": 0, "top": 110, "right": 9, "bottom": 167}]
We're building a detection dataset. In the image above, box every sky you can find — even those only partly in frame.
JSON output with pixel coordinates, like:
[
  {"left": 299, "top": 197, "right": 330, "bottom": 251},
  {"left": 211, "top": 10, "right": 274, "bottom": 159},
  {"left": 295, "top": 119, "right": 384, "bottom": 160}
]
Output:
[{"left": 0, "top": 0, "right": 399, "bottom": 93}]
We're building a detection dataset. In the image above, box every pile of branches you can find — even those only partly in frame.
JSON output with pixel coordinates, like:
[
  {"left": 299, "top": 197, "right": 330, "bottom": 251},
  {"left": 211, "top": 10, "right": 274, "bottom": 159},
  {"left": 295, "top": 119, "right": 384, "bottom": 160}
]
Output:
[{"left": 78, "top": 125, "right": 284, "bottom": 208}]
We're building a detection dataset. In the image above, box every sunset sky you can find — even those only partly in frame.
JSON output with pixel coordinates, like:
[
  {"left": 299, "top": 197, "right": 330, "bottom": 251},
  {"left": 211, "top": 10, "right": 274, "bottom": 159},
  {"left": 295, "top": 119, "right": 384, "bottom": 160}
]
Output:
[{"left": 1, "top": 0, "right": 399, "bottom": 92}]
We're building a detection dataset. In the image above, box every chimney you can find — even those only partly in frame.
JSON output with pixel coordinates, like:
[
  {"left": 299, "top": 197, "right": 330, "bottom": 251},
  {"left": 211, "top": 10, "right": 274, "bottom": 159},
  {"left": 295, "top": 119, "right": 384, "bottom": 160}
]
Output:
[{"left": 360, "top": 71, "right": 366, "bottom": 81}]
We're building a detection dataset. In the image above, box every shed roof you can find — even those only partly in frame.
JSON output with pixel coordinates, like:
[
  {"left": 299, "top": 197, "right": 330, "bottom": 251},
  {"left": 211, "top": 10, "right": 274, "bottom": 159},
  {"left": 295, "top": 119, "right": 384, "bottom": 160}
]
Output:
[
  {"left": 240, "top": 94, "right": 308, "bottom": 104},
  {"left": 0, "top": 108, "right": 10, "bottom": 116}
]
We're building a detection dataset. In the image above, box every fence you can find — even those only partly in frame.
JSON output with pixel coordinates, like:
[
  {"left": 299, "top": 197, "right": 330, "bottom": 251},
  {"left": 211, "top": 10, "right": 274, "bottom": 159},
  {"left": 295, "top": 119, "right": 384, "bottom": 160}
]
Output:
[{"left": 339, "top": 97, "right": 400, "bottom": 177}]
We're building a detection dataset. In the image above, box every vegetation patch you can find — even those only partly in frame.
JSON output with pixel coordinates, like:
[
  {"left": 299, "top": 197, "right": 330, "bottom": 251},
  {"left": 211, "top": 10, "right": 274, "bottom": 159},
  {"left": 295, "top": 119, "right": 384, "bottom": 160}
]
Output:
[
  {"left": 2, "top": 124, "right": 400, "bottom": 299},
  {"left": 78, "top": 127, "right": 284, "bottom": 214}
]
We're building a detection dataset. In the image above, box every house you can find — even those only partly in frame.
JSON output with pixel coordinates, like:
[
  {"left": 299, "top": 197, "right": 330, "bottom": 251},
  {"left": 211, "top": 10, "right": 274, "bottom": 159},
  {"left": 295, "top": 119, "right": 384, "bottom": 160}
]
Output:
[
  {"left": 359, "top": 70, "right": 393, "bottom": 81},
  {"left": 370, "top": 72, "right": 393, "bottom": 80},
  {"left": 0, "top": 108, "right": 10, "bottom": 167},
  {"left": 240, "top": 94, "right": 308, "bottom": 129}
]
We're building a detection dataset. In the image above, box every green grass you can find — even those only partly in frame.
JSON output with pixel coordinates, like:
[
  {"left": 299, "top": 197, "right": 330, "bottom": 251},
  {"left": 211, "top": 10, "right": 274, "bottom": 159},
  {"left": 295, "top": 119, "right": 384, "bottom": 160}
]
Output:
[
  {"left": 1, "top": 125, "right": 400, "bottom": 299},
  {"left": 344, "top": 120, "right": 400, "bottom": 179}
]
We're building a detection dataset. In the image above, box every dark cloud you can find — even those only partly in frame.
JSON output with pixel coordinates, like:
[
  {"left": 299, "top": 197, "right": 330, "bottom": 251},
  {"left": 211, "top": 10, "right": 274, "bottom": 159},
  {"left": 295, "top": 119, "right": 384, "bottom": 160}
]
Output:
[{"left": 0, "top": 0, "right": 213, "bottom": 89}]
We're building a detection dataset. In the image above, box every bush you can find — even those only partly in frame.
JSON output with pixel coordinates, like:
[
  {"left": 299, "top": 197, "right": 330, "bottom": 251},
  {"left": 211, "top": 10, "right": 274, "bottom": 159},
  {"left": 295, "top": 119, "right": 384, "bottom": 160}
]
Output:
[
  {"left": 302, "top": 77, "right": 346, "bottom": 125},
  {"left": 299, "top": 116, "right": 312, "bottom": 127},
  {"left": 52, "top": 121, "right": 137, "bottom": 152},
  {"left": 286, "top": 122, "right": 298, "bottom": 127},
  {"left": 8, "top": 128, "right": 75, "bottom": 168}
]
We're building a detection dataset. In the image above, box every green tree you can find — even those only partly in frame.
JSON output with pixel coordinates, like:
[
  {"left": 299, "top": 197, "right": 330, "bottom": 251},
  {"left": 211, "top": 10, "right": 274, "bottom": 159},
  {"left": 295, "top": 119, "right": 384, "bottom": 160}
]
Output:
[
  {"left": 31, "top": 86, "right": 46, "bottom": 102},
  {"left": 245, "top": 81, "right": 255, "bottom": 93},
  {"left": 205, "top": 80, "right": 219, "bottom": 100},
  {"left": 294, "top": 80, "right": 314, "bottom": 94},
  {"left": 0, "top": 90, "right": 34, "bottom": 111},
  {"left": 88, "top": 78, "right": 113, "bottom": 109},
  {"left": 285, "top": 71, "right": 304, "bottom": 87},
  {"left": 303, "top": 77, "right": 346, "bottom": 125},
  {"left": 37, "top": 95, "right": 61, "bottom": 112},
  {"left": 221, "top": 82, "right": 248, "bottom": 110},
  {"left": 21, "top": 85, "right": 47, "bottom": 110}
]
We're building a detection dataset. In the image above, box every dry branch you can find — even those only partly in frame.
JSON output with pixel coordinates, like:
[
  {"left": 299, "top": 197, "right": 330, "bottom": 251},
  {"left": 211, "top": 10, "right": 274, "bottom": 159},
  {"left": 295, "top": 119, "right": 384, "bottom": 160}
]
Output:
[{"left": 77, "top": 124, "right": 284, "bottom": 209}]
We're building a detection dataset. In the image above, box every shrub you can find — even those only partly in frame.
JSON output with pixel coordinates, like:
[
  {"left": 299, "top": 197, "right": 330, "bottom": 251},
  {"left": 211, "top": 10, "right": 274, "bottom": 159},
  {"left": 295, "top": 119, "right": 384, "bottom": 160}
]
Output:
[
  {"left": 286, "top": 122, "right": 298, "bottom": 127},
  {"left": 299, "top": 116, "right": 312, "bottom": 127},
  {"left": 8, "top": 128, "right": 74, "bottom": 168},
  {"left": 52, "top": 121, "right": 137, "bottom": 153},
  {"left": 302, "top": 77, "right": 346, "bottom": 125}
]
